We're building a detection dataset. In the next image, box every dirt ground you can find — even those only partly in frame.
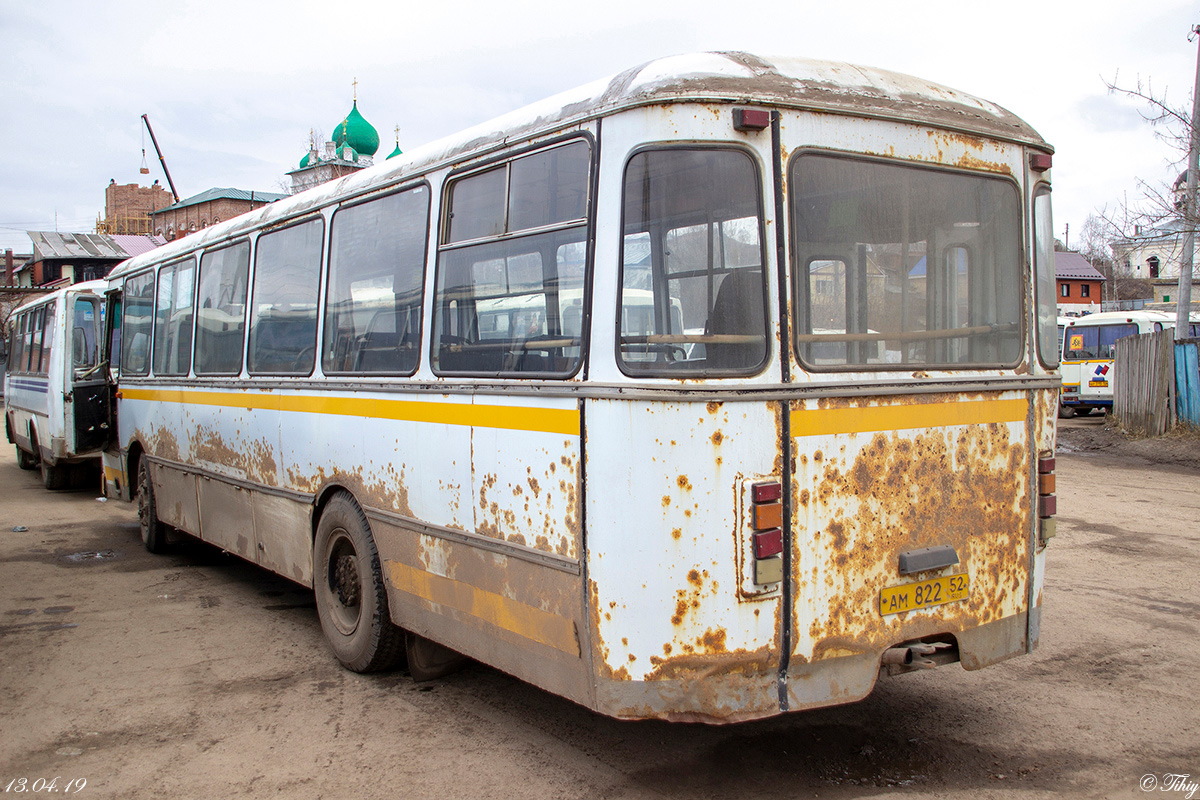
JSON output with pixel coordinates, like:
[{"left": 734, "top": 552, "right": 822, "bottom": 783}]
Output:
[
  {"left": 1, "top": 426, "right": 1198, "bottom": 800},
  {"left": 1057, "top": 411, "right": 1200, "bottom": 470}
]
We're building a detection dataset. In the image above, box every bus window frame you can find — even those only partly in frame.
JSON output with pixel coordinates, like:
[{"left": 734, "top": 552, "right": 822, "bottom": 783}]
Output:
[
  {"left": 431, "top": 134, "right": 595, "bottom": 380},
  {"left": 152, "top": 256, "right": 198, "bottom": 378},
  {"left": 614, "top": 142, "right": 771, "bottom": 379},
  {"left": 322, "top": 181, "right": 433, "bottom": 378},
  {"left": 1033, "top": 184, "right": 1059, "bottom": 369},
  {"left": 246, "top": 215, "right": 327, "bottom": 378},
  {"left": 788, "top": 149, "right": 1027, "bottom": 372},
  {"left": 121, "top": 269, "right": 157, "bottom": 377},
  {"left": 194, "top": 238, "right": 252, "bottom": 377}
]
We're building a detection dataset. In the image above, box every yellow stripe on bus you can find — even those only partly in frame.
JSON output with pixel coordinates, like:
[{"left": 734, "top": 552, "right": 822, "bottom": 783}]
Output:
[
  {"left": 119, "top": 387, "right": 579, "bottom": 435},
  {"left": 385, "top": 560, "right": 579, "bottom": 656},
  {"left": 792, "top": 397, "right": 1027, "bottom": 437}
]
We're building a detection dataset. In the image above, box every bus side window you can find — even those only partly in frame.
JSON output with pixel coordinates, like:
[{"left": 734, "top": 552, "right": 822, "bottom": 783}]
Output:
[
  {"left": 38, "top": 302, "right": 56, "bottom": 376},
  {"left": 12, "top": 312, "right": 26, "bottom": 374},
  {"left": 248, "top": 218, "right": 324, "bottom": 376},
  {"left": 433, "top": 140, "right": 591, "bottom": 377},
  {"left": 195, "top": 241, "right": 250, "bottom": 376},
  {"left": 152, "top": 258, "right": 196, "bottom": 376},
  {"left": 122, "top": 271, "right": 156, "bottom": 376},
  {"left": 323, "top": 185, "right": 429, "bottom": 376}
]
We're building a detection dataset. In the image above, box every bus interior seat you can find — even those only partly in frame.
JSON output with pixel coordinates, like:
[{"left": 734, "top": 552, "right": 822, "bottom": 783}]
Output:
[{"left": 706, "top": 269, "right": 764, "bottom": 370}]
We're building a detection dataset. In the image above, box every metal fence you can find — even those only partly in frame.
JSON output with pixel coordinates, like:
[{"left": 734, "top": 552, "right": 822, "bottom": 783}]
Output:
[{"left": 1115, "top": 330, "right": 1200, "bottom": 434}]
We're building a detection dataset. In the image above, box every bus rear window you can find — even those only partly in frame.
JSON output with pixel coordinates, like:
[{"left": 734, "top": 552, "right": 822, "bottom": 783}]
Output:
[{"left": 791, "top": 154, "right": 1023, "bottom": 369}]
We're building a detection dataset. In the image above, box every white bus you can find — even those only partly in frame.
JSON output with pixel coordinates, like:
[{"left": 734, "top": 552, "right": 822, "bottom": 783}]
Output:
[
  {"left": 1059, "top": 310, "right": 1176, "bottom": 416},
  {"left": 5, "top": 280, "right": 109, "bottom": 488},
  {"left": 101, "top": 52, "right": 1059, "bottom": 723}
]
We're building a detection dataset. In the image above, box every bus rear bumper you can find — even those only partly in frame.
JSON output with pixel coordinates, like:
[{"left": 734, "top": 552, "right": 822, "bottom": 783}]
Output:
[
  {"left": 591, "top": 612, "right": 1032, "bottom": 723},
  {"left": 784, "top": 611, "right": 1031, "bottom": 712}
]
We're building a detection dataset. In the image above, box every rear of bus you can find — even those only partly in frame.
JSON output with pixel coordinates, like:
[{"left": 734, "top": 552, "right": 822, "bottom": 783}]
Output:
[{"left": 584, "top": 57, "right": 1058, "bottom": 721}]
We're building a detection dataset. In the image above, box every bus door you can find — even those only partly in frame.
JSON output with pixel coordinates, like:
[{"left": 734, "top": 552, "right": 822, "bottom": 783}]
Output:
[
  {"left": 68, "top": 292, "right": 109, "bottom": 454},
  {"left": 100, "top": 287, "right": 125, "bottom": 499}
]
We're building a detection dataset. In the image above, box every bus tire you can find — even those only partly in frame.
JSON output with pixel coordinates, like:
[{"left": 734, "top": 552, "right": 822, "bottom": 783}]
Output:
[
  {"left": 16, "top": 444, "right": 38, "bottom": 470},
  {"left": 314, "top": 494, "right": 405, "bottom": 673},
  {"left": 1057, "top": 403, "right": 1075, "bottom": 419},
  {"left": 137, "top": 458, "right": 169, "bottom": 553},
  {"left": 41, "top": 458, "right": 69, "bottom": 490},
  {"left": 406, "top": 631, "right": 468, "bottom": 682}
]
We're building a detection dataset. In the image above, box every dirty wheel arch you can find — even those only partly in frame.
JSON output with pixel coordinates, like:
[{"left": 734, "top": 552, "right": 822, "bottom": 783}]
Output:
[{"left": 313, "top": 492, "right": 406, "bottom": 673}]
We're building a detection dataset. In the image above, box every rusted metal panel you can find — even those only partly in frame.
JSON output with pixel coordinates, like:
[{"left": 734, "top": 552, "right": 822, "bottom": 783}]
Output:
[
  {"left": 585, "top": 397, "right": 783, "bottom": 722},
  {"left": 149, "top": 462, "right": 200, "bottom": 534},
  {"left": 253, "top": 492, "right": 313, "bottom": 585},
  {"left": 786, "top": 390, "right": 1032, "bottom": 705},
  {"left": 373, "top": 514, "right": 594, "bottom": 710},
  {"left": 468, "top": 395, "right": 582, "bottom": 561},
  {"left": 197, "top": 477, "right": 255, "bottom": 560}
]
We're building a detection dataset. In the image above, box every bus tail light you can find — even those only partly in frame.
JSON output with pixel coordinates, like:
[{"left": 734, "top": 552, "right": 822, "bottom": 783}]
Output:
[
  {"left": 749, "top": 480, "right": 783, "bottom": 585},
  {"left": 753, "top": 528, "right": 783, "bottom": 559},
  {"left": 1038, "top": 455, "right": 1056, "bottom": 546},
  {"left": 733, "top": 108, "right": 770, "bottom": 132}
]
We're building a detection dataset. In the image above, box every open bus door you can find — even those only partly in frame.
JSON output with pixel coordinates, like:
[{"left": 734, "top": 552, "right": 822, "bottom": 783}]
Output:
[
  {"left": 99, "top": 286, "right": 126, "bottom": 500},
  {"left": 68, "top": 292, "right": 110, "bottom": 455}
]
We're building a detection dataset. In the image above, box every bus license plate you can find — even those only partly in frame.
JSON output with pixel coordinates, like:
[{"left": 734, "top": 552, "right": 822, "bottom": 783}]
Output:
[{"left": 880, "top": 574, "right": 969, "bottom": 616}]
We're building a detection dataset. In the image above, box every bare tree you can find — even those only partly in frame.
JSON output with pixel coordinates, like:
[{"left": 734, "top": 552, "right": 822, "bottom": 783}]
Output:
[{"left": 1103, "top": 24, "right": 1200, "bottom": 331}]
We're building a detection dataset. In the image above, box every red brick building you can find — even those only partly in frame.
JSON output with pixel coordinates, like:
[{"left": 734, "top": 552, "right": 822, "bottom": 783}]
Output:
[
  {"left": 150, "top": 188, "right": 287, "bottom": 241},
  {"left": 97, "top": 180, "right": 173, "bottom": 235}
]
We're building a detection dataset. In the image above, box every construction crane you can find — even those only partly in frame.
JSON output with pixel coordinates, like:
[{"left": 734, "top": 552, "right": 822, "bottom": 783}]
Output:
[{"left": 141, "top": 114, "right": 179, "bottom": 203}]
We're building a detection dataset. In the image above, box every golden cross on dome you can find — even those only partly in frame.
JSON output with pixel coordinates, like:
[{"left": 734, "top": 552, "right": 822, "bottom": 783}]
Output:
[{"left": 352, "top": 77, "right": 358, "bottom": 102}]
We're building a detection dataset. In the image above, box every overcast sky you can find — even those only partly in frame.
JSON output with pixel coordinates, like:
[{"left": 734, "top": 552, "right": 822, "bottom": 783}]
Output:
[{"left": 1, "top": 0, "right": 1197, "bottom": 256}]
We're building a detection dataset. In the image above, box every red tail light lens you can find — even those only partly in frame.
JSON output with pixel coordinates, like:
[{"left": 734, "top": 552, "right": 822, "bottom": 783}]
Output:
[{"left": 753, "top": 528, "right": 783, "bottom": 559}]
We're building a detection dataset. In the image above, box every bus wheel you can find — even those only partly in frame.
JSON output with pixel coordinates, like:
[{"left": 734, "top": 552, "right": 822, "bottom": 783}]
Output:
[
  {"left": 406, "top": 631, "right": 468, "bottom": 682},
  {"left": 16, "top": 445, "right": 38, "bottom": 471},
  {"left": 137, "top": 458, "right": 169, "bottom": 553},
  {"left": 314, "top": 494, "right": 405, "bottom": 673},
  {"left": 1057, "top": 403, "right": 1075, "bottom": 419},
  {"left": 40, "top": 457, "right": 69, "bottom": 490}
]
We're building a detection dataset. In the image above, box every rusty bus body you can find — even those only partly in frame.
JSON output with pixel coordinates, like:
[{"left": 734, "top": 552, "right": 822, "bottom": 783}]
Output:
[{"left": 102, "top": 52, "right": 1060, "bottom": 723}]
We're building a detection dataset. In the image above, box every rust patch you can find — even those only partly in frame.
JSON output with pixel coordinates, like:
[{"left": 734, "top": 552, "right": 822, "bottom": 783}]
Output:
[
  {"left": 794, "top": 392, "right": 1031, "bottom": 662},
  {"left": 711, "top": 430, "right": 724, "bottom": 446},
  {"left": 676, "top": 475, "right": 692, "bottom": 490},
  {"left": 189, "top": 427, "right": 277, "bottom": 486},
  {"left": 646, "top": 645, "right": 773, "bottom": 681},
  {"left": 150, "top": 427, "right": 181, "bottom": 461}
]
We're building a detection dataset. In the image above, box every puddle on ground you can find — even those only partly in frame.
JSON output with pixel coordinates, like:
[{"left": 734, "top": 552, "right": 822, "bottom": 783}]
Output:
[{"left": 64, "top": 550, "right": 120, "bottom": 563}]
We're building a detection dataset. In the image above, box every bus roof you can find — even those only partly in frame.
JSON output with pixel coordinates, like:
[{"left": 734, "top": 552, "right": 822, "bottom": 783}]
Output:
[
  {"left": 109, "top": 52, "right": 1050, "bottom": 282},
  {"left": 10, "top": 279, "right": 108, "bottom": 315},
  {"left": 1064, "top": 310, "right": 1177, "bottom": 326}
]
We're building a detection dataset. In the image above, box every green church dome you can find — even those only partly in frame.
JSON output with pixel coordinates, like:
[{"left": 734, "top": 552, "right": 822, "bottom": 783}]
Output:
[
  {"left": 333, "top": 100, "right": 379, "bottom": 157},
  {"left": 387, "top": 142, "right": 403, "bottom": 160},
  {"left": 299, "top": 151, "right": 312, "bottom": 168}
]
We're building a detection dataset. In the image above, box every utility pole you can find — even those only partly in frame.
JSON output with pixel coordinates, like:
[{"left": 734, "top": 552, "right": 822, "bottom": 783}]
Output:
[{"left": 1178, "top": 23, "right": 1200, "bottom": 337}]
